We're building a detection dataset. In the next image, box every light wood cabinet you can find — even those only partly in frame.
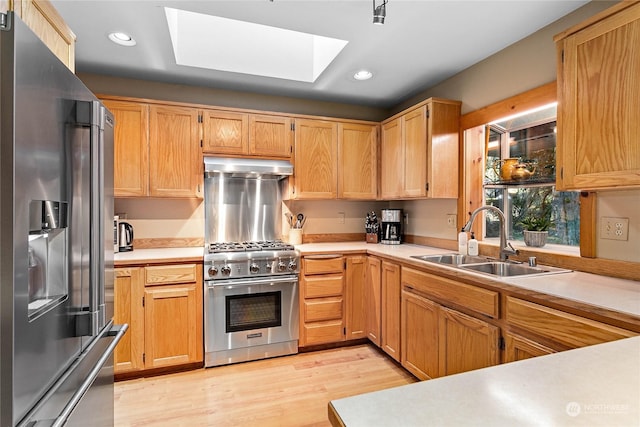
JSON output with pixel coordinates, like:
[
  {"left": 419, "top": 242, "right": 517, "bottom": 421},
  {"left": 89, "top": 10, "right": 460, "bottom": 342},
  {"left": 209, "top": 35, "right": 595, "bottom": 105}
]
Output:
[
  {"left": 290, "top": 119, "right": 378, "bottom": 200},
  {"left": 401, "top": 267, "right": 500, "bottom": 379},
  {"left": 102, "top": 98, "right": 202, "bottom": 198},
  {"left": 102, "top": 100, "right": 149, "bottom": 197},
  {"left": 505, "top": 296, "right": 636, "bottom": 350},
  {"left": 337, "top": 123, "right": 378, "bottom": 199},
  {"left": 3, "top": 0, "right": 76, "bottom": 71},
  {"left": 504, "top": 332, "right": 555, "bottom": 363},
  {"left": 300, "top": 255, "right": 344, "bottom": 346},
  {"left": 293, "top": 119, "right": 338, "bottom": 199},
  {"left": 149, "top": 105, "right": 201, "bottom": 198},
  {"left": 381, "top": 261, "right": 401, "bottom": 361},
  {"left": 201, "top": 110, "right": 293, "bottom": 158},
  {"left": 555, "top": 1, "right": 640, "bottom": 190},
  {"left": 114, "top": 268, "right": 144, "bottom": 374},
  {"left": 365, "top": 256, "right": 382, "bottom": 346},
  {"left": 380, "top": 98, "right": 461, "bottom": 199},
  {"left": 345, "top": 255, "right": 367, "bottom": 340},
  {"left": 113, "top": 263, "right": 203, "bottom": 376},
  {"left": 401, "top": 289, "right": 439, "bottom": 380},
  {"left": 438, "top": 305, "right": 499, "bottom": 376}
]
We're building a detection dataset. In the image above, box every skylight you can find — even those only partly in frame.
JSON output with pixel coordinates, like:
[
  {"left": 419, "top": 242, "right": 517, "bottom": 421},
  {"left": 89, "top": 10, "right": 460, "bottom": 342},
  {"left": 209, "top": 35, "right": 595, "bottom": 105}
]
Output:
[{"left": 164, "top": 8, "right": 348, "bottom": 83}]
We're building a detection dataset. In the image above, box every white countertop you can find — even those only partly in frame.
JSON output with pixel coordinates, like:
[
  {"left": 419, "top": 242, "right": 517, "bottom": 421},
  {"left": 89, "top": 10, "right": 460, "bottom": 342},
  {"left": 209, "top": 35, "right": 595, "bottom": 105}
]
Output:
[
  {"left": 114, "top": 247, "right": 203, "bottom": 263},
  {"left": 296, "top": 242, "right": 640, "bottom": 318},
  {"left": 330, "top": 335, "right": 640, "bottom": 426}
]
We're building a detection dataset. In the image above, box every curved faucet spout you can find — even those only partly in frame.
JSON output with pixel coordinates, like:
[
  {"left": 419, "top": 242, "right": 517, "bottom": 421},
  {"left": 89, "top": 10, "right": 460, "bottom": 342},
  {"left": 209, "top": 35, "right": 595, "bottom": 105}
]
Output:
[{"left": 463, "top": 205, "right": 518, "bottom": 261}]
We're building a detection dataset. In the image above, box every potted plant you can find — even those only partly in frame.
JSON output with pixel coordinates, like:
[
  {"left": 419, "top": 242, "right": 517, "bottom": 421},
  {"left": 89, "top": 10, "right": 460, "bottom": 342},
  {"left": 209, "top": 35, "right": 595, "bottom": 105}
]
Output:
[{"left": 520, "top": 209, "right": 553, "bottom": 247}]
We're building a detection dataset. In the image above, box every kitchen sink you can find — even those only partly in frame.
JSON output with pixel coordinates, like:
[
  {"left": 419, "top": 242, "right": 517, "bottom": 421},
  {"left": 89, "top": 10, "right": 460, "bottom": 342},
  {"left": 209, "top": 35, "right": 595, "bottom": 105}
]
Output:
[
  {"left": 410, "top": 253, "right": 571, "bottom": 277},
  {"left": 410, "top": 254, "right": 490, "bottom": 265},
  {"left": 459, "top": 262, "right": 569, "bottom": 277}
]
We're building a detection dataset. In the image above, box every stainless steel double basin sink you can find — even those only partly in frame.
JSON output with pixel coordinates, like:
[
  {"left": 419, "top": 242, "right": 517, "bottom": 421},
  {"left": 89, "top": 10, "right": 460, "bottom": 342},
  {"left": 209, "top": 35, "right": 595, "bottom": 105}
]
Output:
[{"left": 410, "top": 253, "right": 571, "bottom": 278}]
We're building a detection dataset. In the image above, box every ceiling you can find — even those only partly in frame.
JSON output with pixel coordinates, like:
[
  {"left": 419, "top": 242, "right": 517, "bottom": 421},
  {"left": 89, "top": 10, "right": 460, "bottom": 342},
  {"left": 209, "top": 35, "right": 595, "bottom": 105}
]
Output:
[{"left": 51, "top": 0, "right": 588, "bottom": 109}]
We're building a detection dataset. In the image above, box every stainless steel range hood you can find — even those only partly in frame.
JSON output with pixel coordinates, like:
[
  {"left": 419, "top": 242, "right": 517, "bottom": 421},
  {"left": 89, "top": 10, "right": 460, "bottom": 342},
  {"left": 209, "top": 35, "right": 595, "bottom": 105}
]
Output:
[{"left": 204, "top": 157, "right": 293, "bottom": 179}]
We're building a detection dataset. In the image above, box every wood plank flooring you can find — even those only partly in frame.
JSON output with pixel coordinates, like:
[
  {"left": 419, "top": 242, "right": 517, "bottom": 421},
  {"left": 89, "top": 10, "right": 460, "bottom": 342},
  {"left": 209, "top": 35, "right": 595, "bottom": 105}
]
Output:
[{"left": 114, "top": 344, "right": 416, "bottom": 426}]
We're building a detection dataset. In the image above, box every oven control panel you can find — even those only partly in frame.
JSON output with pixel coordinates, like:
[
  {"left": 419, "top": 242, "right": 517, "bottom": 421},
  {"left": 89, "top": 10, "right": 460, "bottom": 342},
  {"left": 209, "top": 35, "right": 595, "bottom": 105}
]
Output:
[{"left": 204, "top": 250, "right": 300, "bottom": 281}]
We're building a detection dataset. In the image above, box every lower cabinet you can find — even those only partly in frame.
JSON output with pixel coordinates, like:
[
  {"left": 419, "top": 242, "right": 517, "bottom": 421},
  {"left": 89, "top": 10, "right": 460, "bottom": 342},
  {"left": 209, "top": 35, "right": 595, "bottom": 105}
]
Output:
[
  {"left": 300, "top": 254, "right": 367, "bottom": 346},
  {"left": 114, "top": 263, "right": 203, "bottom": 376},
  {"left": 300, "top": 255, "right": 345, "bottom": 346},
  {"left": 401, "top": 267, "right": 500, "bottom": 380},
  {"left": 365, "top": 257, "right": 382, "bottom": 346},
  {"left": 381, "top": 261, "right": 401, "bottom": 361},
  {"left": 504, "top": 332, "right": 556, "bottom": 363}
]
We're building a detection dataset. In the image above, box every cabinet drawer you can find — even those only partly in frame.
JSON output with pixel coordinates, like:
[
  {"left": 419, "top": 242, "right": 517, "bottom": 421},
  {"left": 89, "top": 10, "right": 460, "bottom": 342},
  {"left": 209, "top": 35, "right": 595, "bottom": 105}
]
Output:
[
  {"left": 145, "top": 264, "right": 198, "bottom": 286},
  {"left": 402, "top": 267, "right": 499, "bottom": 318},
  {"left": 303, "top": 275, "right": 343, "bottom": 298},
  {"left": 304, "top": 320, "right": 344, "bottom": 345},
  {"left": 303, "top": 256, "right": 344, "bottom": 275},
  {"left": 304, "top": 298, "right": 343, "bottom": 322},
  {"left": 506, "top": 297, "right": 636, "bottom": 349}
]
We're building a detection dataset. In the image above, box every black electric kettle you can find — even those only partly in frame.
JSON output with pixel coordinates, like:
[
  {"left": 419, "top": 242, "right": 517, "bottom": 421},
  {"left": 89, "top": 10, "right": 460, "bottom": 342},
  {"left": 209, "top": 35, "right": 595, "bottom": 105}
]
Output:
[{"left": 118, "top": 222, "right": 134, "bottom": 252}]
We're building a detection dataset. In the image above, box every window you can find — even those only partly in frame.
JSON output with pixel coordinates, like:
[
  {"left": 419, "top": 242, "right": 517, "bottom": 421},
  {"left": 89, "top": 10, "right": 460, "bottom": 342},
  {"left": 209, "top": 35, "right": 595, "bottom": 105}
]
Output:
[{"left": 482, "top": 104, "right": 579, "bottom": 246}]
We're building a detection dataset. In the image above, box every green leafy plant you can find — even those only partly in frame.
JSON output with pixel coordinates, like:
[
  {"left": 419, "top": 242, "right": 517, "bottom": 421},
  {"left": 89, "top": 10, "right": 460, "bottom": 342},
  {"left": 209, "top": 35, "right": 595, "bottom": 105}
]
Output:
[{"left": 520, "top": 215, "right": 552, "bottom": 231}]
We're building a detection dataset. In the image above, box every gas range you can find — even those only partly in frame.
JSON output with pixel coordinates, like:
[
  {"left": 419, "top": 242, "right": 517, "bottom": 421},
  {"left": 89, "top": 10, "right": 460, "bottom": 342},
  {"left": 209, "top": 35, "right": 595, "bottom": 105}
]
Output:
[{"left": 204, "top": 240, "right": 300, "bottom": 281}]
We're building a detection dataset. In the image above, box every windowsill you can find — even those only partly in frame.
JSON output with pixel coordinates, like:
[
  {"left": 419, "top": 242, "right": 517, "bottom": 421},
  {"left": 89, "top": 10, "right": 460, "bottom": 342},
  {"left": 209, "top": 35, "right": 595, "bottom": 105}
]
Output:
[{"left": 480, "top": 238, "right": 580, "bottom": 257}]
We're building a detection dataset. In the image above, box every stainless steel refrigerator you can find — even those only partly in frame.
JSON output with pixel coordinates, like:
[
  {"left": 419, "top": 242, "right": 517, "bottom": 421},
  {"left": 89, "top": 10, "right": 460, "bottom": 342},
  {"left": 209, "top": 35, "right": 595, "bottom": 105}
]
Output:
[{"left": 0, "top": 12, "right": 127, "bottom": 427}]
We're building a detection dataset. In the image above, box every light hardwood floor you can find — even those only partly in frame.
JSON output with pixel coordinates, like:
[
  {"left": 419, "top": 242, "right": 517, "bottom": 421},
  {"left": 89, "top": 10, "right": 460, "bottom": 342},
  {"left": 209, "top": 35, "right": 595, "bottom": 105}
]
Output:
[{"left": 114, "top": 344, "right": 416, "bottom": 426}]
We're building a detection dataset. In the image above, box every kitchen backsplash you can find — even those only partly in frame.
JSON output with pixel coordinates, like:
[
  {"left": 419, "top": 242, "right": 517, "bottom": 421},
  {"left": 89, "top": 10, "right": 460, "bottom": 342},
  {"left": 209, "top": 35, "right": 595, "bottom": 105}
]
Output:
[{"left": 115, "top": 189, "right": 639, "bottom": 264}]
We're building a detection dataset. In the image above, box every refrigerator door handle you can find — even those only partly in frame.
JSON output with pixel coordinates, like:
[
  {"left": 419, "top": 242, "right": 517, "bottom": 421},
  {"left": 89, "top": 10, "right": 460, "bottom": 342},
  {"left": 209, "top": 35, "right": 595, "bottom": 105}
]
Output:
[{"left": 23, "top": 324, "right": 128, "bottom": 427}]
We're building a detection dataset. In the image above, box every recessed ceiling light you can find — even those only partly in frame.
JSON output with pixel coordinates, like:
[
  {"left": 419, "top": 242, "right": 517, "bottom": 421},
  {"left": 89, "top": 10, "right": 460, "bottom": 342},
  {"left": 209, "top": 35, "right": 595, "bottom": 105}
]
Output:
[
  {"left": 353, "top": 70, "right": 373, "bottom": 81},
  {"left": 108, "top": 32, "right": 136, "bottom": 47}
]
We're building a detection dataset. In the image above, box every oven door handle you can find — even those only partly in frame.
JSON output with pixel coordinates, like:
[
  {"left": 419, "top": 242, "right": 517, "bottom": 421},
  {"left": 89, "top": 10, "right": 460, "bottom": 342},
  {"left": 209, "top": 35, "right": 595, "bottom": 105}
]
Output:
[{"left": 206, "top": 275, "right": 297, "bottom": 288}]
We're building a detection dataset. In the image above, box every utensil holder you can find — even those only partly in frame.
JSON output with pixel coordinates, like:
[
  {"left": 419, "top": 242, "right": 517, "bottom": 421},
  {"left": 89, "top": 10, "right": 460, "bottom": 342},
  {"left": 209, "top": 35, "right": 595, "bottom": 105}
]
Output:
[{"left": 289, "top": 229, "right": 302, "bottom": 245}]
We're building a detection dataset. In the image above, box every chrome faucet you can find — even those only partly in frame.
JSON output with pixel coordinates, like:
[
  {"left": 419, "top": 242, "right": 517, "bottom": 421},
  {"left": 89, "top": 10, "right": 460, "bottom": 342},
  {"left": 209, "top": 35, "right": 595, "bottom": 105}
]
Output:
[{"left": 462, "top": 205, "right": 519, "bottom": 261}]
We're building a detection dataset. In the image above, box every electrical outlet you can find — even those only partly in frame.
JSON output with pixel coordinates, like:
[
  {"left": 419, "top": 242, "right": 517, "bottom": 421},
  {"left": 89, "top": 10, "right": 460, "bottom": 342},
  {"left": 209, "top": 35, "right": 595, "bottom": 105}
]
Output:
[
  {"left": 600, "top": 216, "right": 629, "bottom": 241},
  {"left": 338, "top": 212, "right": 345, "bottom": 224},
  {"left": 446, "top": 214, "right": 457, "bottom": 229}
]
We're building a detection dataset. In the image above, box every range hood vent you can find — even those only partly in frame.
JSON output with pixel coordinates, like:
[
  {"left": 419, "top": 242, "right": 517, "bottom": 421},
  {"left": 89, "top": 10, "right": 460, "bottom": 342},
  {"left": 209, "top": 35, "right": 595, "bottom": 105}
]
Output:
[{"left": 204, "top": 157, "right": 293, "bottom": 179}]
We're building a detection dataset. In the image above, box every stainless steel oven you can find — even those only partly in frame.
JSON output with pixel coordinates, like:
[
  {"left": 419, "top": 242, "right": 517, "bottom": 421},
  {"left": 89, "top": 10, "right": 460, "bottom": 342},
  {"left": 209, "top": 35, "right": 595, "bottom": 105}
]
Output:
[
  {"left": 205, "top": 275, "right": 299, "bottom": 367},
  {"left": 203, "top": 244, "right": 300, "bottom": 367}
]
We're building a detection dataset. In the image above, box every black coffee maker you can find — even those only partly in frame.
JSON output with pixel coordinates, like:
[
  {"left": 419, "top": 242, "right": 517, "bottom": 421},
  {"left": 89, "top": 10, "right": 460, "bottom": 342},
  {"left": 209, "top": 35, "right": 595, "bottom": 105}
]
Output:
[{"left": 380, "top": 209, "right": 402, "bottom": 244}]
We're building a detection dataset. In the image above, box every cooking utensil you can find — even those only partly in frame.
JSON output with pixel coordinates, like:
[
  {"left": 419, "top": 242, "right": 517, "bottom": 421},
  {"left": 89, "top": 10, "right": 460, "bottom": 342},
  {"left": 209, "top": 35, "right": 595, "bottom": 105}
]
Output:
[
  {"left": 295, "top": 213, "right": 305, "bottom": 229},
  {"left": 284, "top": 213, "right": 293, "bottom": 227}
]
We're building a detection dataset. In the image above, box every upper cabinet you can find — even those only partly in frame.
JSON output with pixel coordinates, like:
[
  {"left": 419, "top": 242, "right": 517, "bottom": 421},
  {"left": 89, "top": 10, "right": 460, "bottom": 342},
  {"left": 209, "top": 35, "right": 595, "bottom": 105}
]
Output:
[
  {"left": 292, "top": 119, "right": 338, "bottom": 199},
  {"left": 290, "top": 119, "right": 378, "bottom": 200},
  {"left": 149, "top": 105, "right": 201, "bottom": 198},
  {"left": 555, "top": 2, "right": 640, "bottom": 191},
  {"left": 380, "top": 98, "right": 461, "bottom": 199},
  {"left": 102, "top": 98, "right": 202, "bottom": 199},
  {"left": 2, "top": 0, "right": 76, "bottom": 71},
  {"left": 202, "top": 110, "right": 293, "bottom": 159},
  {"left": 102, "top": 100, "right": 149, "bottom": 197}
]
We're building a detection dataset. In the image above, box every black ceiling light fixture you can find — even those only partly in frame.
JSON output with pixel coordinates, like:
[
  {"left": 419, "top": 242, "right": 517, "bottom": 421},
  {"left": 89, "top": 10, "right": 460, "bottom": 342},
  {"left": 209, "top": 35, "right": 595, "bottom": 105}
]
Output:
[{"left": 373, "top": 0, "right": 388, "bottom": 25}]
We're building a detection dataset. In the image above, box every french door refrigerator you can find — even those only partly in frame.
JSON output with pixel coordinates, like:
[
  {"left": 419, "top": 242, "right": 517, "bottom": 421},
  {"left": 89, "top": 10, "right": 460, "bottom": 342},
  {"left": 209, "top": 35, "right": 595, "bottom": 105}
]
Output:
[{"left": 0, "top": 12, "right": 127, "bottom": 426}]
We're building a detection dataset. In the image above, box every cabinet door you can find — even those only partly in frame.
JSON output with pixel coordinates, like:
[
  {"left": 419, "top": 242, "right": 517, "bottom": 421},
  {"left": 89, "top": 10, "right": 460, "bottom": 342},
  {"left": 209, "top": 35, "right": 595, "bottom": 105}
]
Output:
[
  {"left": 504, "top": 332, "right": 555, "bottom": 363},
  {"left": 293, "top": 119, "right": 338, "bottom": 199},
  {"left": 427, "top": 100, "right": 460, "bottom": 198},
  {"left": 438, "top": 306, "right": 499, "bottom": 376},
  {"left": 144, "top": 283, "right": 203, "bottom": 368},
  {"left": 403, "top": 106, "right": 427, "bottom": 198},
  {"left": 401, "top": 290, "right": 439, "bottom": 380},
  {"left": 345, "top": 256, "right": 367, "bottom": 340},
  {"left": 114, "top": 268, "right": 144, "bottom": 374},
  {"left": 201, "top": 109, "right": 248, "bottom": 155},
  {"left": 365, "top": 257, "right": 382, "bottom": 346},
  {"left": 249, "top": 114, "right": 293, "bottom": 158},
  {"left": 14, "top": 0, "right": 76, "bottom": 71},
  {"left": 557, "top": 2, "right": 640, "bottom": 190},
  {"left": 102, "top": 100, "right": 149, "bottom": 197},
  {"left": 338, "top": 123, "right": 377, "bottom": 199},
  {"left": 380, "top": 118, "right": 404, "bottom": 199},
  {"left": 149, "top": 105, "right": 201, "bottom": 198},
  {"left": 381, "top": 261, "right": 401, "bottom": 361}
]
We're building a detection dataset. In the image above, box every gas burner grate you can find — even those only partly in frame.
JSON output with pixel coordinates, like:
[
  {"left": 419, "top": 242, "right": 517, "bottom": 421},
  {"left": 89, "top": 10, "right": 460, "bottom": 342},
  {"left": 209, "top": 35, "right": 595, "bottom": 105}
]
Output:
[{"left": 207, "top": 240, "right": 294, "bottom": 254}]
